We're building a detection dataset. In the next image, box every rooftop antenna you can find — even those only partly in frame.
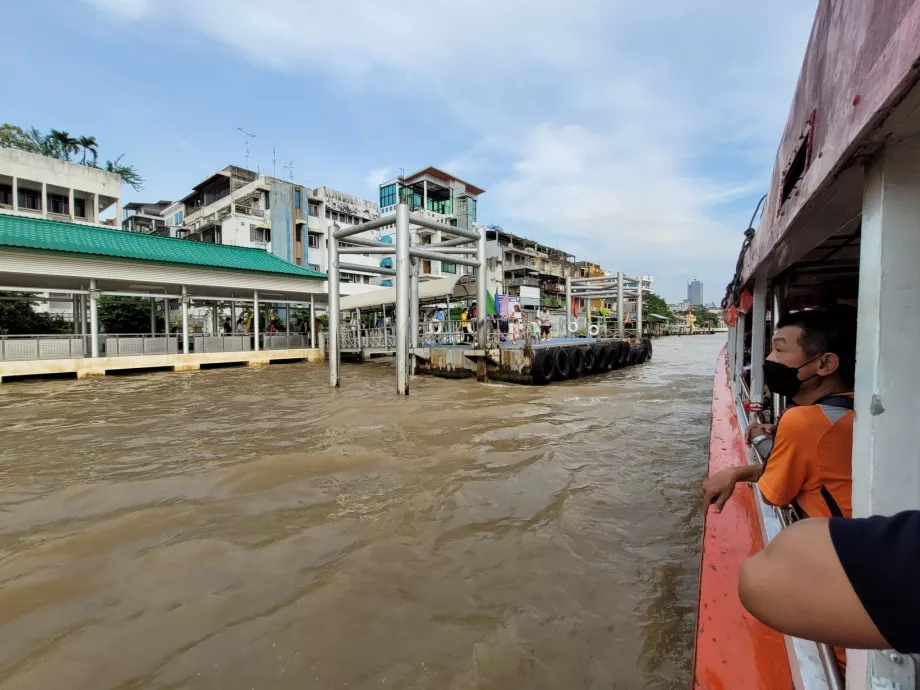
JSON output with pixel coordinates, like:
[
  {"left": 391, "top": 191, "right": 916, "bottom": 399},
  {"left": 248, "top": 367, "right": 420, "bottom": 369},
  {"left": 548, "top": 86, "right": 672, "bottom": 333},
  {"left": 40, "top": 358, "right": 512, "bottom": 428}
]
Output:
[
  {"left": 272, "top": 144, "right": 276, "bottom": 178},
  {"left": 283, "top": 160, "right": 295, "bottom": 182},
  {"left": 236, "top": 127, "right": 256, "bottom": 169}
]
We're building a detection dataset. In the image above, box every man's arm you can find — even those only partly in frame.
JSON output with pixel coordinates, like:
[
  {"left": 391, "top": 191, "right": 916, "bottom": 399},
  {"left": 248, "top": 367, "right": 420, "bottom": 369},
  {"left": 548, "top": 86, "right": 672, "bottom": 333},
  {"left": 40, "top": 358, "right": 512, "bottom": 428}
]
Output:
[
  {"left": 738, "top": 518, "right": 889, "bottom": 650},
  {"left": 702, "top": 465, "right": 764, "bottom": 513}
]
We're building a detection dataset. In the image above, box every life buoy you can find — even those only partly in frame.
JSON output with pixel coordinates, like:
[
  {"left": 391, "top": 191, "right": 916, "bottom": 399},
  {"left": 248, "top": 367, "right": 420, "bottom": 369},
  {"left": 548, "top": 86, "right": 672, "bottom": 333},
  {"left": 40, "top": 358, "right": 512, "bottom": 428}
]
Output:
[
  {"left": 553, "top": 348, "right": 571, "bottom": 378},
  {"left": 530, "top": 348, "right": 555, "bottom": 385},
  {"left": 588, "top": 324, "right": 600, "bottom": 336},
  {"left": 567, "top": 347, "right": 584, "bottom": 378},
  {"left": 567, "top": 321, "right": 578, "bottom": 334}
]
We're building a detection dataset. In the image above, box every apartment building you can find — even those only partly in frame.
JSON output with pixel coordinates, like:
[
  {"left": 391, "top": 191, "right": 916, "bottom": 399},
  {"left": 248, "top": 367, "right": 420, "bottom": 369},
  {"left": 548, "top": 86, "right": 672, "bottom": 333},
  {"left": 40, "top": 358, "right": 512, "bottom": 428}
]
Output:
[
  {"left": 485, "top": 228, "right": 576, "bottom": 310},
  {"left": 0, "top": 148, "right": 121, "bottom": 226},
  {"left": 304, "top": 186, "right": 381, "bottom": 283},
  {"left": 378, "top": 166, "right": 484, "bottom": 279},
  {"left": 121, "top": 200, "right": 172, "bottom": 235}
]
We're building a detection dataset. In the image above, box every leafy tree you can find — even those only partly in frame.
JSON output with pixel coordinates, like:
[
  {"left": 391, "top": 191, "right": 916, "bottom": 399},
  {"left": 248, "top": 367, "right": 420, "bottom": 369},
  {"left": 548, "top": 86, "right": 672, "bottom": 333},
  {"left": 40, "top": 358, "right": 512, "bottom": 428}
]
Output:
[
  {"left": 104, "top": 154, "right": 145, "bottom": 191},
  {"left": 0, "top": 292, "right": 71, "bottom": 335},
  {"left": 98, "top": 296, "right": 162, "bottom": 334},
  {"left": 0, "top": 124, "right": 39, "bottom": 152},
  {"left": 77, "top": 135, "right": 98, "bottom": 165},
  {"left": 643, "top": 292, "right": 673, "bottom": 319},
  {"left": 691, "top": 304, "right": 721, "bottom": 328},
  {"left": 49, "top": 129, "right": 79, "bottom": 161}
]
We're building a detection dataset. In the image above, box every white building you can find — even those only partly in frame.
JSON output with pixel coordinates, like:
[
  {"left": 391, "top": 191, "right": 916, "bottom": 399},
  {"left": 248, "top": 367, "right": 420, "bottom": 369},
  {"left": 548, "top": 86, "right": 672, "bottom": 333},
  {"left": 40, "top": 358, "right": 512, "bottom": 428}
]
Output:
[
  {"left": 0, "top": 148, "right": 121, "bottom": 226},
  {"left": 121, "top": 200, "right": 172, "bottom": 235},
  {"left": 378, "top": 166, "right": 485, "bottom": 280}
]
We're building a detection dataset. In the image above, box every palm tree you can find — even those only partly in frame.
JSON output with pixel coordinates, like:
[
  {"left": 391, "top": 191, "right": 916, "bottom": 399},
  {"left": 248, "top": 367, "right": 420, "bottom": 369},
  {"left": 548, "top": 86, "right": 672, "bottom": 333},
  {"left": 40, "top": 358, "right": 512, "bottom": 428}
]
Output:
[
  {"left": 105, "top": 154, "right": 145, "bottom": 192},
  {"left": 77, "top": 135, "right": 98, "bottom": 166},
  {"left": 49, "top": 129, "right": 78, "bottom": 161}
]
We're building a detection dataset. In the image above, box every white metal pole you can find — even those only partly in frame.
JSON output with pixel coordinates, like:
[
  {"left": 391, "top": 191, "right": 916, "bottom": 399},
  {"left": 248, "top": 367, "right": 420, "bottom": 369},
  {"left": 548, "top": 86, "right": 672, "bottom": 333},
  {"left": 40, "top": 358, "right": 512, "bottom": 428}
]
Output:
[
  {"left": 73, "top": 294, "right": 81, "bottom": 335},
  {"left": 410, "top": 258, "right": 420, "bottom": 349},
  {"left": 396, "top": 203, "right": 410, "bottom": 394},
  {"left": 636, "top": 282, "right": 643, "bottom": 340},
  {"left": 310, "top": 294, "right": 316, "bottom": 349},
  {"left": 356, "top": 308, "right": 362, "bottom": 351},
  {"left": 617, "top": 271, "right": 624, "bottom": 338},
  {"left": 734, "top": 312, "right": 746, "bottom": 388},
  {"left": 565, "top": 276, "right": 572, "bottom": 332},
  {"left": 181, "top": 285, "right": 190, "bottom": 355},
  {"left": 89, "top": 279, "right": 99, "bottom": 358},
  {"left": 150, "top": 297, "right": 156, "bottom": 336},
  {"left": 749, "top": 273, "right": 767, "bottom": 421},
  {"left": 253, "top": 289, "right": 260, "bottom": 352},
  {"left": 328, "top": 226, "right": 340, "bottom": 387},
  {"left": 231, "top": 301, "right": 236, "bottom": 336},
  {"left": 476, "top": 223, "right": 488, "bottom": 348}
]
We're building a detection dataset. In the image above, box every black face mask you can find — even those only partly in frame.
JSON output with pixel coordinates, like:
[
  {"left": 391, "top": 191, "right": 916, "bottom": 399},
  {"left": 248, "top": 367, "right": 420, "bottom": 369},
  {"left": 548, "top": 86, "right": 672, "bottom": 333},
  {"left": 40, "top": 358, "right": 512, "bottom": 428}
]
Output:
[{"left": 763, "top": 354, "right": 824, "bottom": 398}]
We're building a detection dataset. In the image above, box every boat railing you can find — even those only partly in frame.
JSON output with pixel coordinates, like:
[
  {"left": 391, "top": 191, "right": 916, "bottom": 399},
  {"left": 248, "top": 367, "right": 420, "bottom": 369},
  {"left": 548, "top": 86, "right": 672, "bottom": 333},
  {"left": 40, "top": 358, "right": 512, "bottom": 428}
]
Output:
[{"left": 733, "top": 363, "right": 845, "bottom": 690}]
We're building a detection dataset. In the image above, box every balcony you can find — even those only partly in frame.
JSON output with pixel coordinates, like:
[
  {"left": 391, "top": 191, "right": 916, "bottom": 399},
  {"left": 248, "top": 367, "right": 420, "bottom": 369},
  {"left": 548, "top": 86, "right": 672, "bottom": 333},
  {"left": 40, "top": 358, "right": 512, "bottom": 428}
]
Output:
[
  {"left": 542, "top": 282, "right": 566, "bottom": 294},
  {"left": 235, "top": 204, "right": 264, "bottom": 218},
  {"left": 506, "top": 276, "right": 540, "bottom": 288}
]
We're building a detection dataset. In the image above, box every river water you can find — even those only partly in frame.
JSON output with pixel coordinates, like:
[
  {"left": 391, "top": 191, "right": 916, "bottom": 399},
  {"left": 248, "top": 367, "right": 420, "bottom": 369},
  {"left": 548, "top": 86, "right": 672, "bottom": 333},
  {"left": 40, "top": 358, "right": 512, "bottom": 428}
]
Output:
[{"left": 0, "top": 335, "right": 723, "bottom": 690}]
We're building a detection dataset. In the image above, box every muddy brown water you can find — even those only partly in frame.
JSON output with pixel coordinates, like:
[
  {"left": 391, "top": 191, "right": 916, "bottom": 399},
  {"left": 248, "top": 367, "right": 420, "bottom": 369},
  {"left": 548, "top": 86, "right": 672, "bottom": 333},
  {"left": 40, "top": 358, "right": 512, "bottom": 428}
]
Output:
[{"left": 0, "top": 335, "right": 723, "bottom": 690}]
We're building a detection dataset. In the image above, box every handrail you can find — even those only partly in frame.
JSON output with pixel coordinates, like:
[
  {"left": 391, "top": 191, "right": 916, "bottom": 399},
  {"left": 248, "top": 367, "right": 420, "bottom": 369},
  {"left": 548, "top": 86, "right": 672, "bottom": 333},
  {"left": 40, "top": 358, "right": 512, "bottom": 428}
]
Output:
[{"left": 734, "top": 374, "right": 845, "bottom": 690}]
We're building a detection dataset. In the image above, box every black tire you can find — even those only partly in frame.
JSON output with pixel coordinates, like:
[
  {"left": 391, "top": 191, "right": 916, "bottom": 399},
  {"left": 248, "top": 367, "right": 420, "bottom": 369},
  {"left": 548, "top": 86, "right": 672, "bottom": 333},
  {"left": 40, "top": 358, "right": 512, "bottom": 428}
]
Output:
[
  {"left": 553, "top": 348, "right": 570, "bottom": 379},
  {"left": 596, "top": 345, "right": 611, "bottom": 372},
  {"left": 531, "top": 348, "right": 555, "bottom": 385},
  {"left": 627, "top": 345, "right": 640, "bottom": 365},
  {"left": 616, "top": 341, "right": 630, "bottom": 366},
  {"left": 568, "top": 347, "right": 584, "bottom": 378},
  {"left": 582, "top": 346, "right": 597, "bottom": 373},
  {"left": 644, "top": 338, "right": 653, "bottom": 361},
  {"left": 638, "top": 344, "right": 649, "bottom": 363},
  {"left": 605, "top": 345, "right": 619, "bottom": 370}
]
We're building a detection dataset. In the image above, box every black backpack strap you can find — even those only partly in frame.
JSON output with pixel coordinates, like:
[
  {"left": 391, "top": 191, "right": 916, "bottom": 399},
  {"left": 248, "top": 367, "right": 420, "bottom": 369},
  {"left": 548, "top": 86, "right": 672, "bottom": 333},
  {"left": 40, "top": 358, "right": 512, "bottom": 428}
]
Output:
[
  {"left": 815, "top": 395, "right": 854, "bottom": 410},
  {"left": 820, "top": 486, "right": 845, "bottom": 518}
]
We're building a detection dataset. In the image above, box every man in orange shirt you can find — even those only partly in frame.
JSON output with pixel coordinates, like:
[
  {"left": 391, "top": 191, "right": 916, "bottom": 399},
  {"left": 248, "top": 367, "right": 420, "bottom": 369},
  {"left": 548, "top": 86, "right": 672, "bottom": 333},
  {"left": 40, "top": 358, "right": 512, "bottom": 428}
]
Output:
[{"left": 702, "top": 307, "right": 857, "bottom": 519}]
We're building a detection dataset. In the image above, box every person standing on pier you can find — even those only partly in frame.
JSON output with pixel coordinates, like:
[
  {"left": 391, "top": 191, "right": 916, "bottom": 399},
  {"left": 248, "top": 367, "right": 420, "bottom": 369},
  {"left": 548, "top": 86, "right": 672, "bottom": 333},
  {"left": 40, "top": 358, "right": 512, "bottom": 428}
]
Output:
[{"left": 539, "top": 306, "right": 552, "bottom": 342}]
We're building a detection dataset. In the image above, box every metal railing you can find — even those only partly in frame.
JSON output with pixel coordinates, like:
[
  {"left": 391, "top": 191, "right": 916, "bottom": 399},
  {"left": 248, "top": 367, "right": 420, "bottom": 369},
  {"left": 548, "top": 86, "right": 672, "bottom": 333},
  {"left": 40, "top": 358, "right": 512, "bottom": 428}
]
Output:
[
  {"left": 235, "top": 205, "right": 264, "bottom": 218},
  {"left": 0, "top": 334, "right": 88, "bottom": 361}
]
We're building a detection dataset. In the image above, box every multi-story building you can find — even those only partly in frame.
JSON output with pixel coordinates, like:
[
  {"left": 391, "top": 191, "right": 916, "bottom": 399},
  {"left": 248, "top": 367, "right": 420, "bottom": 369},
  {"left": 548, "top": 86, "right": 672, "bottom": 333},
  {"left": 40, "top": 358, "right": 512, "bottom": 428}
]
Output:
[
  {"left": 485, "top": 228, "right": 576, "bottom": 310},
  {"left": 688, "top": 278, "right": 704, "bottom": 305},
  {"left": 121, "top": 200, "right": 172, "bottom": 235},
  {"left": 165, "top": 165, "right": 382, "bottom": 283},
  {"left": 378, "top": 166, "right": 484, "bottom": 279},
  {"left": 0, "top": 148, "right": 121, "bottom": 226}
]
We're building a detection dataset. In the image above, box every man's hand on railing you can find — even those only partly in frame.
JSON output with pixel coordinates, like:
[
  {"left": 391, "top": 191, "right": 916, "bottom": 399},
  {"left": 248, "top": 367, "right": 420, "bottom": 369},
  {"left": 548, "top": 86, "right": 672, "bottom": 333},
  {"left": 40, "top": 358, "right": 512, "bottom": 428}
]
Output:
[
  {"left": 702, "top": 465, "right": 764, "bottom": 514},
  {"left": 744, "top": 423, "right": 776, "bottom": 446}
]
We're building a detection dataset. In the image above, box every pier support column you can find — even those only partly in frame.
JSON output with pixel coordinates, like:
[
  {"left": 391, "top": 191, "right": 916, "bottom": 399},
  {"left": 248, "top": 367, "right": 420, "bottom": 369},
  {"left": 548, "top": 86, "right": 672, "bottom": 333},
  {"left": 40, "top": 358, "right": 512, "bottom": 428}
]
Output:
[
  {"left": 396, "top": 203, "right": 410, "bottom": 395},
  {"left": 253, "top": 289, "right": 260, "bottom": 352},
  {"left": 565, "top": 277, "right": 572, "bottom": 335},
  {"left": 310, "top": 295, "right": 316, "bottom": 349},
  {"left": 181, "top": 285, "right": 190, "bottom": 355},
  {"left": 476, "top": 222, "right": 488, "bottom": 349},
  {"left": 328, "top": 227, "right": 341, "bottom": 387},
  {"left": 410, "top": 258, "right": 420, "bottom": 350},
  {"left": 150, "top": 297, "right": 156, "bottom": 336},
  {"left": 89, "top": 279, "right": 99, "bottom": 358},
  {"left": 636, "top": 282, "right": 643, "bottom": 340},
  {"left": 617, "top": 272, "right": 625, "bottom": 338}
]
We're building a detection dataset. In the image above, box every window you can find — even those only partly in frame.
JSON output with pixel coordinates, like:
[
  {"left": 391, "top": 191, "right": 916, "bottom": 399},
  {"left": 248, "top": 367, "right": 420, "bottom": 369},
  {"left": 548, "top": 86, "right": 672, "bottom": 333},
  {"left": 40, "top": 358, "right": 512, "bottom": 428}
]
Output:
[
  {"left": 380, "top": 183, "right": 397, "bottom": 208},
  {"left": 308, "top": 233, "right": 320, "bottom": 248},
  {"left": 295, "top": 226, "right": 303, "bottom": 242},
  {"left": 309, "top": 263, "right": 320, "bottom": 272},
  {"left": 442, "top": 262, "right": 457, "bottom": 274},
  {"left": 296, "top": 257, "right": 303, "bottom": 265},
  {"left": 48, "top": 193, "right": 69, "bottom": 215},
  {"left": 470, "top": 198, "right": 477, "bottom": 223},
  {"left": 309, "top": 203, "right": 319, "bottom": 217},
  {"left": 173, "top": 210, "right": 184, "bottom": 225},
  {"left": 250, "top": 225, "right": 270, "bottom": 243},
  {"left": 325, "top": 208, "right": 331, "bottom": 219},
  {"left": 74, "top": 198, "right": 86, "bottom": 218},
  {"left": 362, "top": 275, "right": 370, "bottom": 284},
  {"left": 0, "top": 183, "right": 12, "bottom": 206},
  {"left": 340, "top": 272, "right": 356, "bottom": 283},
  {"left": 295, "top": 190, "right": 301, "bottom": 209},
  {"left": 264, "top": 191, "right": 270, "bottom": 210}
]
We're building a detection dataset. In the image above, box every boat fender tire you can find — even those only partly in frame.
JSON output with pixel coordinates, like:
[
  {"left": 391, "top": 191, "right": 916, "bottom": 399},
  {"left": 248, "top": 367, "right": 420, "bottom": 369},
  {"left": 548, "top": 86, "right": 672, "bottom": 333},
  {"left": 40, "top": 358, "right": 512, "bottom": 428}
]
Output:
[
  {"left": 644, "top": 338, "right": 653, "bottom": 361},
  {"left": 616, "top": 341, "right": 630, "bottom": 366},
  {"left": 582, "top": 346, "right": 597, "bottom": 373},
  {"left": 604, "top": 346, "right": 619, "bottom": 370},
  {"left": 567, "top": 346, "right": 584, "bottom": 378},
  {"left": 588, "top": 324, "right": 600, "bottom": 336},
  {"left": 530, "top": 348, "right": 555, "bottom": 385},
  {"left": 596, "top": 345, "right": 611, "bottom": 372},
  {"left": 638, "top": 344, "right": 649, "bottom": 363},
  {"left": 627, "top": 345, "right": 639, "bottom": 365},
  {"left": 567, "top": 321, "right": 579, "bottom": 334},
  {"left": 552, "top": 348, "right": 571, "bottom": 379}
]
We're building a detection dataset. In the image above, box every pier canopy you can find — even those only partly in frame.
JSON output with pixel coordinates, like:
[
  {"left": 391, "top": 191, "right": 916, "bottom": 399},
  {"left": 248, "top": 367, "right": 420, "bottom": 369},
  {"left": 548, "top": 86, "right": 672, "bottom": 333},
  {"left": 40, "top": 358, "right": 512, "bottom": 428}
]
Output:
[
  {"left": 340, "top": 275, "right": 461, "bottom": 310},
  {"left": 0, "top": 214, "right": 327, "bottom": 300}
]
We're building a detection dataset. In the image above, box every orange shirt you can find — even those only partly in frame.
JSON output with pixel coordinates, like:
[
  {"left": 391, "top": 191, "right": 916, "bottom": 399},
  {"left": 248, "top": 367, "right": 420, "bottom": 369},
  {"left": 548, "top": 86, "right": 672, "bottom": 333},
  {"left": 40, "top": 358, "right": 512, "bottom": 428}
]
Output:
[{"left": 757, "top": 397, "right": 853, "bottom": 519}]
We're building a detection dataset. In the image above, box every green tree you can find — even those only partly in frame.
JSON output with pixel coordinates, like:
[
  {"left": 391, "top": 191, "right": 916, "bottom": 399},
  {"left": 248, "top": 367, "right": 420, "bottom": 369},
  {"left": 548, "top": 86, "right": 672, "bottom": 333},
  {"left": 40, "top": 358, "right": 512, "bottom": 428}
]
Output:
[
  {"left": 49, "top": 129, "right": 79, "bottom": 161},
  {"left": 691, "top": 304, "right": 721, "bottom": 328},
  {"left": 77, "top": 135, "right": 98, "bottom": 165},
  {"left": 0, "top": 292, "right": 71, "bottom": 334},
  {"left": 0, "top": 124, "right": 39, "bottom": 152},
  {"left": 98, "top": 296, "right": 162, "bottom": 334},
  {"left": 104, "top": 154, "right": 145, "bottom": 191},
  {"left": 643, "top": 292, "right": 673, "bottom": 319}
]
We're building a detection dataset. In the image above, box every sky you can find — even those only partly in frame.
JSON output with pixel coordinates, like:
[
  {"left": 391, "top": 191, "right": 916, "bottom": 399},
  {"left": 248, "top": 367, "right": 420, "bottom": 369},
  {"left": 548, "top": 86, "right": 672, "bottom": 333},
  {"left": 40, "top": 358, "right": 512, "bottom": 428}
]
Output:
[{"left": 6, "top": 0, "right": 817, "bottom": 302}]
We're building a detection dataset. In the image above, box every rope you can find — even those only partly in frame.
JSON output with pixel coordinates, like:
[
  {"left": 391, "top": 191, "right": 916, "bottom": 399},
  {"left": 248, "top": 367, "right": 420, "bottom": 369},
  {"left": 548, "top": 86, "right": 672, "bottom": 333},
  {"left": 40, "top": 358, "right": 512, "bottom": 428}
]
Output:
[{"left": 721, "top": 194, "right": 767, "bottom": 310}]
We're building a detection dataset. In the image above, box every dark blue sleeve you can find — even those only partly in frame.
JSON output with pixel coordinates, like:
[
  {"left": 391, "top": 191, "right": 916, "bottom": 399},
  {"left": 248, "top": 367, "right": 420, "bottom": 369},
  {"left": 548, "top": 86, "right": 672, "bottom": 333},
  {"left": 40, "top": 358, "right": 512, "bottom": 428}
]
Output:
[{"left": 829, "top": 510, "right": 920, "bottom": 654}]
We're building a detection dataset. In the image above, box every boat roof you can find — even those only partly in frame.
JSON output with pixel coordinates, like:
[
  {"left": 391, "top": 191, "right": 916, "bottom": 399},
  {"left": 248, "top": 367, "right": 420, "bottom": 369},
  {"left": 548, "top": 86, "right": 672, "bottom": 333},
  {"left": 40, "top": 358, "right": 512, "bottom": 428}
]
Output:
[{"left": 740, "top": 1, "right": 920, "bottom": 285}]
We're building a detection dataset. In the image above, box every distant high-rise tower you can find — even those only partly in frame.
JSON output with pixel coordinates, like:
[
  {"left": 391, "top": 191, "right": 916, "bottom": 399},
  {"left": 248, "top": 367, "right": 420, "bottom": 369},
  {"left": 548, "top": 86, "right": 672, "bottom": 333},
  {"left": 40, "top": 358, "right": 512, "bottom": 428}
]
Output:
[{"left": 688, "top": 278, "right": 704, "bottom": 305}]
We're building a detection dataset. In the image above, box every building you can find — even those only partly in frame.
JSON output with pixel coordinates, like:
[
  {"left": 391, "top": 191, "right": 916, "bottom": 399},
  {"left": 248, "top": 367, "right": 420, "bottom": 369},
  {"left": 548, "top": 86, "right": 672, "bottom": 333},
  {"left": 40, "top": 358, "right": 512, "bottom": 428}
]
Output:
[
  {"left": 121, "top": 200, "right": 172, "bottom": 235},
  {"left": 166, "top": 165, "right": 382, "bottom": 284},
  {"left": 378, "top": 166, "right": 484, "bottom": 278},
  {"left": 0, "top": 148, "right": 122, "bottom": 227},
  {"left": 485, "top": 228, "right": 576, "bottom": 310},
  {"left": 688, "top": 278, "right": 704, "bottom": 305}
]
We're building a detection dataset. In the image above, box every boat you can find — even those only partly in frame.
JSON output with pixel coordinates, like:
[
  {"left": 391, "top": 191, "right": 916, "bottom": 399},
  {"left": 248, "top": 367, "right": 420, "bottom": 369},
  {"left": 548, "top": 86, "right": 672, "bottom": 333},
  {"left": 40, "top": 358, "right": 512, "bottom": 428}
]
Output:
[{"left": 692, "top": 2, "right": 920, "bottom": 688}]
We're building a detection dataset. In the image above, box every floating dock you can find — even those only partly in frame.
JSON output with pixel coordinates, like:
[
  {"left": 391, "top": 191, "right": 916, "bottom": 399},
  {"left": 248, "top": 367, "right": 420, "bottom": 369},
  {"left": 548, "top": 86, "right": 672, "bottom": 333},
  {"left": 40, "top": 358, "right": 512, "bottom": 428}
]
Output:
[{"left": 412, "top": 336, "right": 652, "bottom": 385}]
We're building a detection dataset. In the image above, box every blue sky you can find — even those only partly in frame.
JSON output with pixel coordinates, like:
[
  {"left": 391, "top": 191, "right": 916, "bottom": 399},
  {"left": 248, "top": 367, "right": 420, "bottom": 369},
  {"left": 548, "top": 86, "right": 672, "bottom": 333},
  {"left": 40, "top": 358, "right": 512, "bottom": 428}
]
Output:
[{"left": 6, "top": 0, "right": 816, "bottom": 302}]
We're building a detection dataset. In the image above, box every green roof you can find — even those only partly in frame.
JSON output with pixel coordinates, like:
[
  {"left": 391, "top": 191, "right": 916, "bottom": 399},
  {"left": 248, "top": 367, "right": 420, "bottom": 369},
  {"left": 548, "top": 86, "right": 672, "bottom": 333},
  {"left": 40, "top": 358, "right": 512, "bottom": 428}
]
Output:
[{"left": 0, "top": 213, "right": 326, "bottom": 279}]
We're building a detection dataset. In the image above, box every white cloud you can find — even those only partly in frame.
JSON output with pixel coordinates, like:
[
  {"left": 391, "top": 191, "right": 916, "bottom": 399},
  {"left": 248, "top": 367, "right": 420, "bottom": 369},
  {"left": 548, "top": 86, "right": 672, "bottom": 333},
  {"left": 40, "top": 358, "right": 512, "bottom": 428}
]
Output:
[{"left": 83, "top": 0, "right": 817, "bottom": 299}]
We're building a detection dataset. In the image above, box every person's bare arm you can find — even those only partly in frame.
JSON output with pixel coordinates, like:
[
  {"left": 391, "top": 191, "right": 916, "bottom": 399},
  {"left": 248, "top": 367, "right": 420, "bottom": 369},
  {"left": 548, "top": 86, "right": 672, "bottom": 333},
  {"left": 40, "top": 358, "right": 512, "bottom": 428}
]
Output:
[
  {"left": 701, "top": 465, "right": 763, "bottom": 513},
  {"left": 738, "top": 518, "right": 889, "bottom": 650}
]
